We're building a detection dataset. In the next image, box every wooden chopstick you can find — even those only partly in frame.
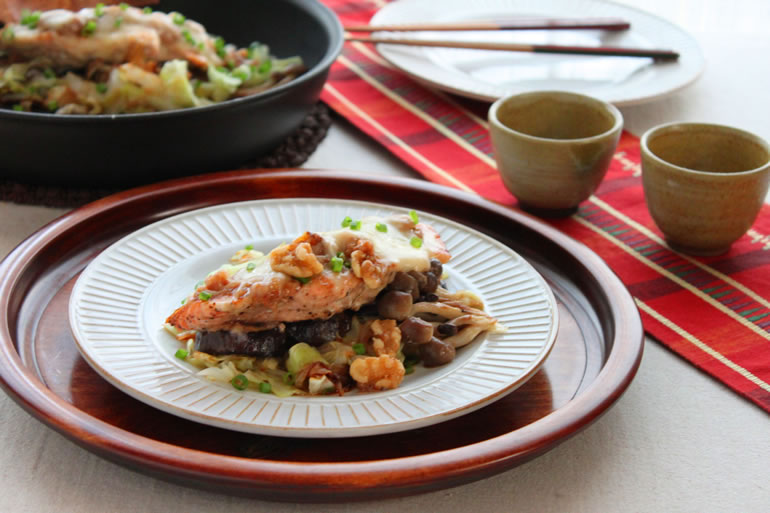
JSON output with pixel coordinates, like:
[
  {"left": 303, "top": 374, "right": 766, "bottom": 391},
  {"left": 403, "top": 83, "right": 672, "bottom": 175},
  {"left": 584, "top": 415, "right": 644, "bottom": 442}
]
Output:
[
  {"left": 345, "top": 35, "right": 680, "bottom": 61},
  {"left": 345, "top": 18, "right": 631, "bottom": 32}
]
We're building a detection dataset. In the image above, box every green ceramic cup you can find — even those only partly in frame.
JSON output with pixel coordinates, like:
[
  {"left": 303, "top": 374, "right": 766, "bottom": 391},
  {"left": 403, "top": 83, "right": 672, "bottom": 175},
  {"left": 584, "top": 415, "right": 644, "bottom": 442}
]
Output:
[
  {"left": 641, "top": 122, "right": 770, "bottom": 256},
  {"left": 488, "top": 91, "right": 623, "bottom": 216}
]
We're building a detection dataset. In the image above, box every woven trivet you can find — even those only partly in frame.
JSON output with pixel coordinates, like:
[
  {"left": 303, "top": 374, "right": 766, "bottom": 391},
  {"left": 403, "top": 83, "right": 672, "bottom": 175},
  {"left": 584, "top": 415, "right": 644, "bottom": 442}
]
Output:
[{"left": 0, "top": 102, "right": 332, "bottom": 209}]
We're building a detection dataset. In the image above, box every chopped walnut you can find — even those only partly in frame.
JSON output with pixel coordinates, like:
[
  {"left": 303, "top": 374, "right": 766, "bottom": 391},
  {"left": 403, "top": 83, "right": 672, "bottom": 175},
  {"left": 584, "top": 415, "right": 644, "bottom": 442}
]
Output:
[
  {"left": 269, "top": 232, "right": 324, "bottom": 278},
  {"left": 348, "top": 239, "right": 388, "bottom": 289},
  {"left": 367, "top": 319, "right": 401, "bottom": 357},
  {"left": 204, "top": 269, "right": 229, "bottom": 291},
  {"left": 349, "top": 355, "right": 405, "bottom": 391}
]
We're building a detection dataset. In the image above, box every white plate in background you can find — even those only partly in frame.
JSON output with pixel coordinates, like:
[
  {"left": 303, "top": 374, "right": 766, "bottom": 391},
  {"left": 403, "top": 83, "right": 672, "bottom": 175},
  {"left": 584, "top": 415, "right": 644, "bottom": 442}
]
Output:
[{"left": 369, "top": 0, "right": 704, "bottom": 105}]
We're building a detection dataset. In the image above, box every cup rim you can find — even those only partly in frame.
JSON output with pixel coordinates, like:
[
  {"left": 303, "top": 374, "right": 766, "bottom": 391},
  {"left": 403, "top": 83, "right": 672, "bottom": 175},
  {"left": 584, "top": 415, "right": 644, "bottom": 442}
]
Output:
[
  {"left": 488, "top": 90, "right": 623, "bottom": 144},
  {"left": 640, "top": 121, "right": 770, "bottom": 177}
]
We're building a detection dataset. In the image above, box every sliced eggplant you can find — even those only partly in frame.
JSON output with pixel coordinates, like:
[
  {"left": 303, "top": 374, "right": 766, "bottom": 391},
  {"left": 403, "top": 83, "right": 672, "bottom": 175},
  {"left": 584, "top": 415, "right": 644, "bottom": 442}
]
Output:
[{"left": 194, "top": 328, "right": 287, "bottom": 357}]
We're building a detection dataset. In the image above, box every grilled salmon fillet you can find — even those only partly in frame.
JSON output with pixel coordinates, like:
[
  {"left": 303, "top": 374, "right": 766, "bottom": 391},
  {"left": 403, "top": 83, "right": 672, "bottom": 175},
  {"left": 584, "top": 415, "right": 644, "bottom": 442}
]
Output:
[
  {"left": 166, "top": 215, "right": 451, "bottom": 332},
  {"left": 0, "top": 5, "right": 223, "bottom": 70}
]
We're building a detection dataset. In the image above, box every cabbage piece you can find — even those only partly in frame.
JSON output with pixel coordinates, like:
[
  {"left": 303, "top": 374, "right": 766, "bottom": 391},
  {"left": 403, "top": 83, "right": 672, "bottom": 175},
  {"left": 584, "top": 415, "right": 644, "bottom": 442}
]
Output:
[
  {"left": 244, "top": 368, "right": 300, "bottom": 398},
  {"left": 198, "top": 361, "right": 239, "bottom": 382},
  {"left": 272, "top": 56, "right": 303, "bottom": 73},
  {"left": 1, "top": 63, "right": 30, "bottom": 93},
  {"left": 206, "top": 65, "right": 241, "bottom": 102},
  {"left": 286, "top": 342, "right": 325, "bottom": 375},
  {"left": 248, "top": 43, "right": 270, "bottom": 64},
  {"left": 159, "top": 59, "right": 201, "bottom": 109},
  {"left": 241, "top": 62, "right": 268, "bottom": 88},
  {"left": 101, "top": 65, "right": 157, "bottom": 113},
  {"left": 320, "top": 341, "right": 355, "bottom": 366},
  {"left": 309, "top": 375, "right": 335, "bottom": 395}
]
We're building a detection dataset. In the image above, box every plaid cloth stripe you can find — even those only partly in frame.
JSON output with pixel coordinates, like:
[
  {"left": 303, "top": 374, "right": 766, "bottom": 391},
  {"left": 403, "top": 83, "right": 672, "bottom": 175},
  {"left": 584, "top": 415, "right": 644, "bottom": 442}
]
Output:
[{"left": 320, "top": 0, "right": 770, "bottom": 412}]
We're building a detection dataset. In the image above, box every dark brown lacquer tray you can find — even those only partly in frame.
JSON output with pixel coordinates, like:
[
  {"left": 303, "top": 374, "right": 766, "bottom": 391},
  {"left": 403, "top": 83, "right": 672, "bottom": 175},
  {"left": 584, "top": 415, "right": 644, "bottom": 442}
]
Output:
[{"left": 0, "top": 170, "right": 643, "bottom": 502}]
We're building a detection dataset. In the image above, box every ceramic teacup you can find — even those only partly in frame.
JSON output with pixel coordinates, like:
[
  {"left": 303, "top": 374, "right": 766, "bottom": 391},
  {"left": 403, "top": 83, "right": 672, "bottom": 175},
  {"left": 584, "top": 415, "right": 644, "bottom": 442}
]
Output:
[
  {"left": 641, "top": 122, "right": 770, "bottom": 255},
  {"left": 488, "top": 91, "right": 623, "bottom": 216}
]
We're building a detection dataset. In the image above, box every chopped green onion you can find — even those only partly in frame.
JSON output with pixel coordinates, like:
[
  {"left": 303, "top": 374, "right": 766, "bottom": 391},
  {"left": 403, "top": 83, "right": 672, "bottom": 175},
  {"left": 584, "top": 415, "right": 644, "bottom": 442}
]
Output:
[
  {"left": 197, "top": 42, "right": 204, "bottom": 50},
  {"left": 336, "top": 252, "right": 352, "bottom": 269},
  {"left": 181, "top": 29, "right": 196, "bottom": 46},
  {"left": 257, "top": 59, "right": 272, "bottom": 74},
  {"left": 246, "top": 262, "right": 256, "bottom": 272},
  {"left": 225, "top": 60, "right": 235, "bottom": 69},
  {"left": 95, "top": 82, "right": 108, "bottom": 94},
  {"left": 192, "top": 78, "right": 201, "bottom": 90},
  {"left": 195, "top": 280, "right": 205, "bottom": 289},
  {"left": 143, "top": 7, "right": 152, "bottom": 14},
  {"left": 231, "top": 68, "right": 250, "bottom": 81},
  {"left": 216, "top": 65, "right": 228, "bottom": 74},
  {"left": 341, "top": 216, "right": 352, "bottom": 228},
  {"left": 214, "top": 36, "right": 226, "bottom": 58},
  {"left": 114, "top": 17, "right": 123, "bottom": 28},
  {"left": 352, "top": 343, "right": 366, "bottom": 355},
  {"left": 172, "top": 12, "right": 186, "bottom": 25},
  {"left": 350, "top": 220, "right": 361, "bottom": 231},
  {"left": 94, "top": 3, "right": 105, "bottom": 17},
  {"left": 294, "top": 276, "right": 311, "bottom": 284},
  {"left": 82, "top": 20, "right": 97, "bottom": 36},
  {"left": 20, "top": 10, "right": 41, "bottom": 29},
  {"left": 12, "top": 104, "right": 23, "bottom": 111},
  {"left": 282, "top": 372, "right": 295, "bottom": 385},
  {"left": 198, "top": 291, "right": 212, "bottom": 300},
  {"left": 174, "top": 348, "right": 188, "bottom": 360},
  {"left": 46, "top": 100, "right": 58, "bottom": 112},
  {"left": 410, "top": 236, "right": 423, "bottom": 248},
  {"left": 375, "top": 222, "right": 388, "bottom": 233},
  {"left": 258, "top": 382, "right": 272, "bottom": 394},
  {"left": 409, "top": 209, "right": 419, "bottom": 224},
  {"left": 231, "top": 374, "right": 249, "bottom": 390},
  {"left": 119, "top": 3, "right": 129, "bottom": 10},
  {"left": 2, "top": 27, "right": 15, "bottom": 42},
  {"left": 404, "top": 357, "right": 418, "bottom": 375},
  {"left": 404, "top": 357, "right": 420, "bottom": 367},
  {"left": 43, "top": 68, "right": 55, "bottom": 79},
  {"left": 180, "top": 297, "right": 187, "bottom": 304},
  {"left": 246, "top": 41, "right": 259, "bottom": 58},
  {"left": 330, "top": 256, "right": 344, "bottom": 272}
]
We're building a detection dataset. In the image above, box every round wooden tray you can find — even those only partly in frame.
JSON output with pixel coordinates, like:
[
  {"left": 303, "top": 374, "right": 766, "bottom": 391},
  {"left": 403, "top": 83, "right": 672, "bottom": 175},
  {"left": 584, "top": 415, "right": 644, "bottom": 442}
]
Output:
[{"left": 0, "top": 170, "right": 643, "bottom": 502}]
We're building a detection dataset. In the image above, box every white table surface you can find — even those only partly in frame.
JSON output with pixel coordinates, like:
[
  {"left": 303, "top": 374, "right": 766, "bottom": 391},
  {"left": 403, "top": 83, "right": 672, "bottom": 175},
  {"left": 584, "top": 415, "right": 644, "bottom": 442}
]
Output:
[{"left": 1, "top": 1, "right": 769, "bottom": 511}]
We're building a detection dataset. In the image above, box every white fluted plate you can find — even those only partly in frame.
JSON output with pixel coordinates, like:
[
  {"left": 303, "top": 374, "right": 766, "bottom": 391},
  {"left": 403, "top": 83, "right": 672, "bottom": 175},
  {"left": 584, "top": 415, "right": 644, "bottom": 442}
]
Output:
[
  {"left": 369, "top": 0, "right": 704, "bottom": 105},
  {"left": 69, "top": 199, "right": 558, "bottom": 438}
]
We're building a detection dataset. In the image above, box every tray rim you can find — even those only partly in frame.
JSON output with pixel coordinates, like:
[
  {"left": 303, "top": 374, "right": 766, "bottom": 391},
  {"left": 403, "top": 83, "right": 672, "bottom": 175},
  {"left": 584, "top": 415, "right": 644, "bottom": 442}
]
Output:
[{"left": 0, "top": 169, "right": 644, "bottom": 499}]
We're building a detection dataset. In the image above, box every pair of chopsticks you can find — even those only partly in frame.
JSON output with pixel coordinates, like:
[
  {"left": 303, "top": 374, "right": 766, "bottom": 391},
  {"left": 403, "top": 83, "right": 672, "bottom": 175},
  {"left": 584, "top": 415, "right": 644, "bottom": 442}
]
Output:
[{"left": 345, "top": 18, "right": 679, "bottom": 61}]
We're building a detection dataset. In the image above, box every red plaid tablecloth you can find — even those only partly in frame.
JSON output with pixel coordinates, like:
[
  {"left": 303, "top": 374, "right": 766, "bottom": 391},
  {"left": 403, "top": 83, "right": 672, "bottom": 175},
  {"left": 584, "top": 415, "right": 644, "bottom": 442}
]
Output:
[{"left": 319, "top": 0, "right": 770, "bottom": 413}]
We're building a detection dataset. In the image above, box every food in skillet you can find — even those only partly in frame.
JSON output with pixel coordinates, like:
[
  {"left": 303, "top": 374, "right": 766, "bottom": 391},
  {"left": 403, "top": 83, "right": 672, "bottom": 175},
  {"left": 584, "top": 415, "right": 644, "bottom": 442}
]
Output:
[
  {"left": 164, "top": 212, "right": 504, "bottom": 397},
  {"left": 0, "top": 4, "right": 305, "bottom": 113}
]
